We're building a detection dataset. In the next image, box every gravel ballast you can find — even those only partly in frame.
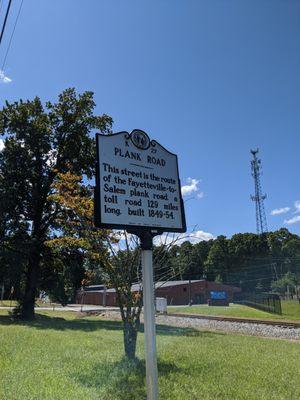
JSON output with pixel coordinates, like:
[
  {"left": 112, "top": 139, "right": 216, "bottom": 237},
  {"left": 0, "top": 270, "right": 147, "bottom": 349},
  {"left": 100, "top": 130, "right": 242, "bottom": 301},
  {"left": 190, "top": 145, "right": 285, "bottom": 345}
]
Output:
[
  {"left": 156, "top": 314, "right": 300, "bottom": 341},
  {"left": 88, "top": 310, "right": 300, "bottom": 340}
]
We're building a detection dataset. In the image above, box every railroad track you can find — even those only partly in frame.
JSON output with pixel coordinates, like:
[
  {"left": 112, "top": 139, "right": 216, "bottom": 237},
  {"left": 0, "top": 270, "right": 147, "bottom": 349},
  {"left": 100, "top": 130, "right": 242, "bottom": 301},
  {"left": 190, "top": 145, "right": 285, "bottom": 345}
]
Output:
[{"left": 168, "top": 313, "right": 300, "bottom": 329}]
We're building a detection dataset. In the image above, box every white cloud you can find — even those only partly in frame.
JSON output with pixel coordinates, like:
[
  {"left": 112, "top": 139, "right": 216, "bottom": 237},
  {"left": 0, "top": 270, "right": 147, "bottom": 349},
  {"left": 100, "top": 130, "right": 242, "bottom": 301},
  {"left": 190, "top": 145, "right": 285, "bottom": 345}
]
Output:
[
  {"left": 270, "top": 207, "right": 290, "bottom": 216},
  {"left": 294, "top": 200, "right": 300, "bottom": 213},
  {"left": 181, "top": 178, "right": 199, "bottom": 196},
  {"left": 0, "top": 70, "right": 12, "bottom": 84},
  {"left": 155, "top": 229, "right": 214, "bottom": 246},
  {"left": 284, "top": 215, "right": 300, "bottom": 225},
  {"left": 181, "top": 177, "right": 203, "bottom": 198},
  {"left": 0, "top": 139, "right": 4, "bottom": 151},
  {"left": 188, "top": 230, "right": 214, "bottom": 243}
]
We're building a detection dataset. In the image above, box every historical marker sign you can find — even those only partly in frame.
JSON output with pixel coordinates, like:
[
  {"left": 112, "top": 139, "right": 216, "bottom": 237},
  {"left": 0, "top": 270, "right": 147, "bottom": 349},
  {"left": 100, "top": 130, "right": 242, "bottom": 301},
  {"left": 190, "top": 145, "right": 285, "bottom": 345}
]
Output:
[
  {"left": 95, "top": 129, "right": 186, "bottom": 233},
  {"left": 95, "top": 129, "right": 186, "bottom": 400}
]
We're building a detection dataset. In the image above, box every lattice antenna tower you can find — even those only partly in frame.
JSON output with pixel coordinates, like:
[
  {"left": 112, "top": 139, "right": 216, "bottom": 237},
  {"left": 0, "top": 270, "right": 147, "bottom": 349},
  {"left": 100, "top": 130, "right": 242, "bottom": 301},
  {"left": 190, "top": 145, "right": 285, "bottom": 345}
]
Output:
[{"left": 250, "top": 149, "right": 268, "bottom": 234}]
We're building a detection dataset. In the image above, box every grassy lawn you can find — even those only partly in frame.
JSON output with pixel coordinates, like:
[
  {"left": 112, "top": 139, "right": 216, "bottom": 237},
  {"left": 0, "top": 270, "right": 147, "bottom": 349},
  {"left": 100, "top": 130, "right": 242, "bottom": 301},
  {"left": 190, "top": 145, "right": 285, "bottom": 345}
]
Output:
[
  {"left": 0, "top": 300, "right": 18, "bottom": 307},
  {"left": 0, "top": 310, "right": 299, "bottom": 400},
  {"left": 168, "top": 300, "right": 300, "bottom": 322},
  {"left": 0, "top": 300, "right": 60, "bottom": 308}
]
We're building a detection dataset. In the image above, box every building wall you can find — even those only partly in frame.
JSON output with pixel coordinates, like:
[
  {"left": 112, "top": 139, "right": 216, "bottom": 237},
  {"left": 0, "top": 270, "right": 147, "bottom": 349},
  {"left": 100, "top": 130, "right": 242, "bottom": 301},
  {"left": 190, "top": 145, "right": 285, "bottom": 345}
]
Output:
[
  {"left": 156, "top": 281, "right": 239, "bottom": 305},
  {"left": 77, "top": 291, "right": 99, "bottom": 305},
  {"left": 76, "top": 281, "right": 241, "bottom": 307}
]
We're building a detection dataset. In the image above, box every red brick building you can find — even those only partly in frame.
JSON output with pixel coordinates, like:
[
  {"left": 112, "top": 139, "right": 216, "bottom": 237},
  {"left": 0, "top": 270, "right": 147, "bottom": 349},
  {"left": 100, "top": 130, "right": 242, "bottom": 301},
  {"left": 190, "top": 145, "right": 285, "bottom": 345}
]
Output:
[{"left": 76, "top": 280, "right": 241, "bottom": 306}]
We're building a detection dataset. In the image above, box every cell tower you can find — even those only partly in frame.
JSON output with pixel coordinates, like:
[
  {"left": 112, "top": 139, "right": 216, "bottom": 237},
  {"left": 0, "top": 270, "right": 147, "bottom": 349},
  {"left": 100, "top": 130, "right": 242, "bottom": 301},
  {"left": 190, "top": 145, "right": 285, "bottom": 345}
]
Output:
[{"left": 250, "top": 148, "right": 268, "bottom": 234}]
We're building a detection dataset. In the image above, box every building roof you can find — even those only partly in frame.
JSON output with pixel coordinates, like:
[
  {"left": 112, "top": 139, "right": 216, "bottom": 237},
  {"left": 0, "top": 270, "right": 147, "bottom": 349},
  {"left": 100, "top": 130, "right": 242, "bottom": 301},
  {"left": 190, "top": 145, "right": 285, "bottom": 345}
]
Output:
[
  {"left": 84, "top": 285, "right": 106, "bottom": 291},
  {"left": 104, "top": 280, "right": 205, "bottom": 293},
  {"left": 82, "top": 280, "right": 241, "bottom": 294},
  {"left": 84, "top": 280, "right": 206, "bottom": 293}
]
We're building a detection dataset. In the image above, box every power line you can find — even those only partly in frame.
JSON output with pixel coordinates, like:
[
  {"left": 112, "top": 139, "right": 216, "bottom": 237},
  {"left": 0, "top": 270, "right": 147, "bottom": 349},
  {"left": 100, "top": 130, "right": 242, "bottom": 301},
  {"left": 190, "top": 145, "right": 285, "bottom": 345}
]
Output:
[
  {"left": 1, "top": 0, "right": 23, "bottom": 70},
  {"left": 155, "top": 260, "right": 299, "bottom": 278},
  {"left": 154, "top": 261, "right": 299, "bottom": 283},
  {"left": 225, "top": 275, "right": 281, "bottom": 285},
  {"left": 0, "top": 0, "right": 12, "bottom": 47}
]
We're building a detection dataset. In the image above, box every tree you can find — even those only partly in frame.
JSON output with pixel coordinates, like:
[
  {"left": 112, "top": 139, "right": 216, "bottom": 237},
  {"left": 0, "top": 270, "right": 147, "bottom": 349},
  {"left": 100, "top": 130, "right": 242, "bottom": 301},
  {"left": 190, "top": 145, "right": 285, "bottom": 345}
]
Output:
[
  {"left": 50, "top": 172, "right": 190, "bottom": 360},
  {"left": 0, "top": 238, "right": 26, "bottom": 300},
  {"left": 47, "top": 171, "right": 142, "bottom": 359},
  {"left": 204, "top": 235, "right": 230, "bottom": 281},
  {"left": 40, "top": 246, "right": 86, "bottom": 305},
  {"left": 271, "top": 272, "right": 299, "bottom": 296},
  {"left": 0, "top": 88, "right": 112, "bottom": 319},
  {"left": 227, "top": 233, "right": 270, "bottom": 290}
]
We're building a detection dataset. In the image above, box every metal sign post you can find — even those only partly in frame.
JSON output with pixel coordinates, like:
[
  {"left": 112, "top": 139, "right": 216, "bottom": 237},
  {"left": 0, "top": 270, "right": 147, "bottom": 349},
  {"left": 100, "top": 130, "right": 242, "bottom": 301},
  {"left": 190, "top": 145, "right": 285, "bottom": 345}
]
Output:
[
  {"left": 95, "top": 129, "right": 186, "bottom": 400},
  {"left": 140, "top": 231, "right": 158, "bottom": 400}
]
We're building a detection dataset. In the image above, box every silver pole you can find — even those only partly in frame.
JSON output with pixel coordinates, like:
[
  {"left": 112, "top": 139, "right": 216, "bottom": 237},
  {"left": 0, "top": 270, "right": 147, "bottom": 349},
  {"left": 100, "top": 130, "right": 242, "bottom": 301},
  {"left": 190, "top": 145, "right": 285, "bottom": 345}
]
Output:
[{"left": 142, "top": 249, "right": 158, "bottom": 400}]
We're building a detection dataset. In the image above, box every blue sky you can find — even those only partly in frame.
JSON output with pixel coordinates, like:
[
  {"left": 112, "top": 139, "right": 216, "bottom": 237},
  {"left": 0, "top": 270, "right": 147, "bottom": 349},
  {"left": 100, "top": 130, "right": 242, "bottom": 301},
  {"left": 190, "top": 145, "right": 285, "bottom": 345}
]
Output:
[{"left": 1, "top": 0, "right": 300, "bottom": 239}]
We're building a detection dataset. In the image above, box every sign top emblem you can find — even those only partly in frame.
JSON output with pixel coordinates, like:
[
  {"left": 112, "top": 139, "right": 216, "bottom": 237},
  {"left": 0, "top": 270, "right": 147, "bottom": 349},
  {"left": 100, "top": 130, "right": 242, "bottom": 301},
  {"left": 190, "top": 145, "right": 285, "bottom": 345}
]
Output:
[{"left": 130, "top": 129, "right": 150, "bottom": 150}]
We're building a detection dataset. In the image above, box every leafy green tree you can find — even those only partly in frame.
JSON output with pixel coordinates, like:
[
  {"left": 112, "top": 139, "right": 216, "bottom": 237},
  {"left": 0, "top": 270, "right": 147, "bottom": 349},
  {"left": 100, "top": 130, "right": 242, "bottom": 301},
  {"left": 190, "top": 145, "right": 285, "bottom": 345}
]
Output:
[
  {"left": 186, "top": 240, "right": 213, "bottom": 280},
  {"left": 227, "top": 233, "right": 270, "bottom": 290},
  {"left": 163, "top": 244, "right": 182, "bottom": 280},
  {"left": 48, "top": 171, "right": 142, "bottom": 360},
  {"left": 40, "top": 246, "right": 85, "bottom": 305},
  {"left": 153, "top": 244, "right": 173, "bottom": 281},
  {"left": 0, "top": 239, "right": 26, "bottom": 299},
  {"left": 153, "top": 238, "right": 213, "bottom": 282},
  {"left": 50, "top": 172, "right": 190, "bottom": 359},
  {"left": 171, "top": 241, "right": 193, "bottom": 280},
  {"left": 204, "top": 235, "right": 230, "bottom": 281},
  {"left": 0, "top": 88, "right": 112, "bottom": 319},
  {"left": 271, "top": 272, "right": 299, "bottom": 296}
]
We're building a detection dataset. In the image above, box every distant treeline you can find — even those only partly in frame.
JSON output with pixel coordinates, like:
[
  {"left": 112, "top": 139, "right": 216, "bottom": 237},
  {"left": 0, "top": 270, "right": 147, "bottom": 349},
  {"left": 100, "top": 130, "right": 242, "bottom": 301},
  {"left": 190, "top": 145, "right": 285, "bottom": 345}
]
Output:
[
  {"left": 153, "top": 228, "right": 300, "bottom": 294},
  {"left": 1, "top": 228, "right": 300, "bottom": 302}
]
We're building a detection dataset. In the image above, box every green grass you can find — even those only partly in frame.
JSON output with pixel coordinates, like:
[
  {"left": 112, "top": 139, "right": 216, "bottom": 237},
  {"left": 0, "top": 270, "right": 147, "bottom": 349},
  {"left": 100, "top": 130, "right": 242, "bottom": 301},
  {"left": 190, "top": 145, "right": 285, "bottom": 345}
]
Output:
[
  {"left": 168, "top": 300, "right": 300, "bottom": 322},
  {"left": 0, "top": 300, "right": 18, "bottom": 307},
  {"left": 0, "top": 310, "right": 299, "bottom": 400},
  {"left": 0, "top": 300, "right": 59, "bottom": 308}
]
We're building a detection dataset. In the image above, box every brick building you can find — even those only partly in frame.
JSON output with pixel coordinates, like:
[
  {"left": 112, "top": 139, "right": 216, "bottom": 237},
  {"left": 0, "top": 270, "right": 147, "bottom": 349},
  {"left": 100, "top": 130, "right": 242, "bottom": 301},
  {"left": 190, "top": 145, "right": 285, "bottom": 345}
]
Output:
[{"left": 76, "top": 280, "right": 241, "bottom": 306}]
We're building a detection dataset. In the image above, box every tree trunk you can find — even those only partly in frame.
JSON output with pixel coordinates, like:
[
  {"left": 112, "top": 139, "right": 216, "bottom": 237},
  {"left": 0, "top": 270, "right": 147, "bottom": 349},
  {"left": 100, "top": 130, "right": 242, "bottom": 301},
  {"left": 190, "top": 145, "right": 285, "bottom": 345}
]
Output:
[
  {"left": 123, "top": 319, "right": 139, "bottom": 360},
  {"left": 19, "top": 248, "right": 41, "bottom": 320}
]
